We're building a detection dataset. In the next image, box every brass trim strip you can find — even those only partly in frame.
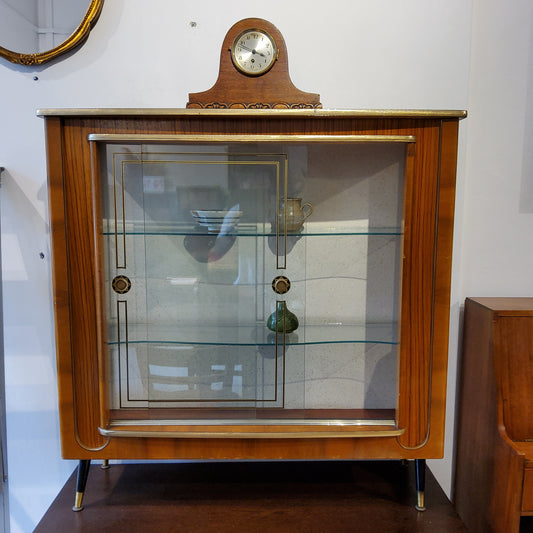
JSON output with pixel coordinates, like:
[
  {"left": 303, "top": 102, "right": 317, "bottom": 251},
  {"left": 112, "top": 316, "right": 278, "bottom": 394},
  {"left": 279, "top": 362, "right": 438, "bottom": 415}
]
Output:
[
  {"left": 117, "top": 300, "right": 130, "bottom": 407},
  {"left": 37, "top": 108, "right": 467, "bottom": 119},
  {"left": 88, "top": 134, "right": 416, "bottom": 144},
  {"left": 276, "top": 157, "right": 287, "bottom": 270},
  {"left": 107, "top": 418, "right": 397, "bottom": 427},
  {"left": 99, "top": 429, "right": 404, "bottom": 439},
  {"left": 99, "top": 424, "right": 404, "bottom": 439}
]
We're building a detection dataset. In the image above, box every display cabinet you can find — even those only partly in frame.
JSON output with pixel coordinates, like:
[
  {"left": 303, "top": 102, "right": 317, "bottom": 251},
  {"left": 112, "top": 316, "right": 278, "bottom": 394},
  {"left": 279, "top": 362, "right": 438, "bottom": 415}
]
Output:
[
  {"left": 39, "top": 18, "right": 464, "bottom": 511},
  {"left": 39, "top": 107, "right": 463, "bottom": 508}
]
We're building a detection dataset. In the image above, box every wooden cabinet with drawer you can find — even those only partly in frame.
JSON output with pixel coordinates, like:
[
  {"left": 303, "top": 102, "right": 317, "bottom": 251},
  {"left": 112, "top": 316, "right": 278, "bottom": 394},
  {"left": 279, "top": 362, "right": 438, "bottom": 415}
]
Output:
[{"left": 455, "top": 297, "right": 533, "bottom": 532}]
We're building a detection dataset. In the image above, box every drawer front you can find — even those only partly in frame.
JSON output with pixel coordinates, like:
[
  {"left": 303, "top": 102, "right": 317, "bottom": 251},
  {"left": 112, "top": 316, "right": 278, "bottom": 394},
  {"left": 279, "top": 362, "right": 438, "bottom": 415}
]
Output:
[
  {"left": 522, "top": 468, "right": 533, "bottom": 512},
  {"left": 495, "top": 317, "right": 533, "bottom": 441}
]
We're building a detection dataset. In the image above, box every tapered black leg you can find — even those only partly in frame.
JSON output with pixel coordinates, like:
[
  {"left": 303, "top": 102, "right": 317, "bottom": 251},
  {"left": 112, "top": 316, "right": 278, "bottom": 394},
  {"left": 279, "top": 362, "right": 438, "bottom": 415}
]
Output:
[
  {"left": 72, "top": 459, "right": 91, "bottom": 512},
  {"left": 415, "top": 459, "right": 426, "bottom": 511}
]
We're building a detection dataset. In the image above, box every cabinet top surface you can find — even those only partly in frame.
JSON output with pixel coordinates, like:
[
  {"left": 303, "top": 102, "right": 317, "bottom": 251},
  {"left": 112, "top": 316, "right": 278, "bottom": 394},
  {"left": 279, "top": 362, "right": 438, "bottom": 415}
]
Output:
[
  {"left": 36, "top": 108, "right": 467, "bottom": 119},
  {"left": 467, "top": 297, "right": 533, "bottom": 313}
]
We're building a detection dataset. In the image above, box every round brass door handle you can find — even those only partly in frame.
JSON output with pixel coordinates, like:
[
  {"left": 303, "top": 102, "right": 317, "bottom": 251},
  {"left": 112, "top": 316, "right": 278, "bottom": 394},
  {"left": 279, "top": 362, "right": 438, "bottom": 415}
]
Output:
[
  {"left": 272, "top": 275, "right": 291, "bottom": 294},
  {"left": 112, "top": 275, "right": 131, "bottom": 294}
]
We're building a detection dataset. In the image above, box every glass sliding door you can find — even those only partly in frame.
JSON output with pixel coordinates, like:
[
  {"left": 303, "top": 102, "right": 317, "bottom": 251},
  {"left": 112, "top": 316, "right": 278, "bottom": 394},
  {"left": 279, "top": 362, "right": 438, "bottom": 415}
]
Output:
[{"left": 99, "top": 137, "right": 407, "bottom": 428}]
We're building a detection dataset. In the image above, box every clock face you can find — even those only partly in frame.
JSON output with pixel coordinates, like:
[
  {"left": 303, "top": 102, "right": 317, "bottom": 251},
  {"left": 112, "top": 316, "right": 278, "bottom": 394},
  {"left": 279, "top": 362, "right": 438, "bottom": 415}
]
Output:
[{"left": 231, "top": 29, "right": 277, "bottom": 76}]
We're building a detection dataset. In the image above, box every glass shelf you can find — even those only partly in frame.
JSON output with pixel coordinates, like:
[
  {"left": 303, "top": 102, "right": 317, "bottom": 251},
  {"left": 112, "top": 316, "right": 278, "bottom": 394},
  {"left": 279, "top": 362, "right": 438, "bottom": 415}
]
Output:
[
  {"left": 108, "top": 322, "right": 399, "bottom": 347},
  {"left": 103, "top": 221, "right": 403, "bottom": 237}
]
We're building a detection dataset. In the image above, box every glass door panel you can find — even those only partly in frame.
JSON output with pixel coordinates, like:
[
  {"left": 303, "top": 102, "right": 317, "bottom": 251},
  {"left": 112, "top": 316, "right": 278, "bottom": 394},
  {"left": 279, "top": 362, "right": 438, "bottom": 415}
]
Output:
[
  {"left": 100, "top": 139, "right": 406, "bottom": 425},
  {"left": 102, "top": 144, "right": 286, "bottom": 411}
]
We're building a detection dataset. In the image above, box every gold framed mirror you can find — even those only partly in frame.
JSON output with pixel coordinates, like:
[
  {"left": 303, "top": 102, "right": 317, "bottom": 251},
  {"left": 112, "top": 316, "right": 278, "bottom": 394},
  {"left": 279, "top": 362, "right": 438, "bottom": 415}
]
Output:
[{"left": 0, "top": 0, "right": 104, "bottom": 65}]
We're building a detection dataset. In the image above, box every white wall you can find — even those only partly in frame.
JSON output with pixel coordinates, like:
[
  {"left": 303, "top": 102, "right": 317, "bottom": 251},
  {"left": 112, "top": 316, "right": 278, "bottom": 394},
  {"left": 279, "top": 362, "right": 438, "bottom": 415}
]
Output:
[
  {"left": 428, "top": 0, "right": 533, "bottom": 497},
  {"left": 0, "top": 0, "right": 530, "bottom": 530}
]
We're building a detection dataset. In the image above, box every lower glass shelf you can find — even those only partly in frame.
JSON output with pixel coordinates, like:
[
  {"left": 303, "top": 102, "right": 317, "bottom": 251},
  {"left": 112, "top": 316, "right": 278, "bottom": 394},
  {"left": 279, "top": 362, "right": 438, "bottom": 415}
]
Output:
[
  {"left": 107, "top": 322, "right": 399, "bottom": 347},
  {"left": 101, "top": 408, "right": 403, "bottom": 438}
]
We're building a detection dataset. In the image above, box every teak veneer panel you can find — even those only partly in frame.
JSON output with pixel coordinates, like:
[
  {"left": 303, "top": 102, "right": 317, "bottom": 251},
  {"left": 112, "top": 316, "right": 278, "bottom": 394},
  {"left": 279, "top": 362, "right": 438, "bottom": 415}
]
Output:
[
  {"left": 42, "top": 109, "right": 462, "bottom": 462},
  {"left": 495, "top": 317, "right": 533, "bottom": 441},
  {"left": 455, "top": 297, "right": 533, "bottom": 533}
]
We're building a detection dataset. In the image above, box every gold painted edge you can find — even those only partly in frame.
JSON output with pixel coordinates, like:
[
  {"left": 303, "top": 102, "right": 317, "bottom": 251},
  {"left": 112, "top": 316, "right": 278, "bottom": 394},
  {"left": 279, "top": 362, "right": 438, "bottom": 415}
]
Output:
[
  {"left": 88, "top": 134, "right": 416, "bottom": 143},
  {"left": 37, "top": 108, "right": 467, "bottom": 119},
  {"left": 0, "top": 0, "right": 104, "bottom": 66},
  {"left": 99, "top": 427, "right": 405, "bottom": 439}
]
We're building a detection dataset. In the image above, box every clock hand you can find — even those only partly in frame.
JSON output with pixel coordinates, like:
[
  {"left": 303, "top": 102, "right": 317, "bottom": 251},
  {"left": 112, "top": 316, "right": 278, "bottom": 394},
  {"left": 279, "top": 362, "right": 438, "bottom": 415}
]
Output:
[{"left": 238, "top": 43, "right": 266, "bottom": 57}]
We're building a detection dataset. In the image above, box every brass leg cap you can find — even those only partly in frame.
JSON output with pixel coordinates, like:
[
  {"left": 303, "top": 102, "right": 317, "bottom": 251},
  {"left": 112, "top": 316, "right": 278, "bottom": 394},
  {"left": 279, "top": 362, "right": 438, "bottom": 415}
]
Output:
[
  {"left": 416, "top": 492, "right": 426, "bottom": 512},
  {"left": 72, "top": 491, "right": 84, "bottom": 512}
]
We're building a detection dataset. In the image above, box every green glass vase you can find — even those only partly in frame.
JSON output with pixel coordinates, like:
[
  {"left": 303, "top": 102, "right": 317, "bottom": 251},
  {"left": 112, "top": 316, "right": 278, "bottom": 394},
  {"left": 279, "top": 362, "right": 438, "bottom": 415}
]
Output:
[{"left": 267, "top": 301, "right": 299, "bottom": 333}]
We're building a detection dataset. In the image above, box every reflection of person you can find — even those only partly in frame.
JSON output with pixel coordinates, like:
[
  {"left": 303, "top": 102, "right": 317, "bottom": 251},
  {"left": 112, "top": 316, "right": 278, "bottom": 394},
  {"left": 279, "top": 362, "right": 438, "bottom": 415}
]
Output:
[
  {"left": 267, "top": 234, "right": 302, "bottom": 256},
  {"left": 183, "top": 234, "right": 237, "bottom": 263},
  {"left": 186, "top": 206, "right": 242, "bottom": 262},
  {"left": 364, "top": 346, "right": 397, "bottom": 409}
]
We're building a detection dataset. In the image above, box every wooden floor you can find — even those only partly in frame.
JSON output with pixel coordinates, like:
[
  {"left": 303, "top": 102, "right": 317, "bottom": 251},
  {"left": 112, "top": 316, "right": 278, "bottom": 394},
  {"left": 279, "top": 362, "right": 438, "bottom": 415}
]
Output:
[{"left": 35, "top": 460, "right": 467, "bottom": 533}]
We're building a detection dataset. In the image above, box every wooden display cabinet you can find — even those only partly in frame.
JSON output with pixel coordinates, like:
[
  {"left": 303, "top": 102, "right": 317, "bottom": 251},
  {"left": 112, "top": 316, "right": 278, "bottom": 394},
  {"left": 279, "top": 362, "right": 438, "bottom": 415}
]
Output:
[
  {"left": 39, "top": 106, "right": 464, "bottom": 510},
  {"left": 38, "top": 19, "right": 465, "bottom": 511}
]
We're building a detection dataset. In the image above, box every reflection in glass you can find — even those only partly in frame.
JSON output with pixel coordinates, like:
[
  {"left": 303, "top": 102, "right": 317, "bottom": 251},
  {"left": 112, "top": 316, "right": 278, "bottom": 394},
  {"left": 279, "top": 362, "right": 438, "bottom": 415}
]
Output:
[
  {"left": 0, "top": 0, "right": 103, "bottom": 65},
  {"left": 99, "top": 140, "right": 406, "bottom": 423}
]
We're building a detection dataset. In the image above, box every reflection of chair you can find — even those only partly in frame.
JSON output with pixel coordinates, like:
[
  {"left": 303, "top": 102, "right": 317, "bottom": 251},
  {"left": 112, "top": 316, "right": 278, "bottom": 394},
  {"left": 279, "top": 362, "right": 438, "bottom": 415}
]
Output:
[{"left": 147, "top": 345, "right": 245, "bottom": 402}]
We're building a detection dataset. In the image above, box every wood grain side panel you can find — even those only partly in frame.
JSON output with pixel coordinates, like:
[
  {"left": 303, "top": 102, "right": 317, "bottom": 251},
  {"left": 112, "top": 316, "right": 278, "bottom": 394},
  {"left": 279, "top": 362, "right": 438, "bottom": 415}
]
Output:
[
  {"left": 455, "top": 299, "right": 496, "bottom": 531},
  {"left": 427, "top": 119, "right": 460, "bottom": 452},
  {"left": 61, "top": 119, "right": 107, "bottom": 450},
  {"left": 455, "top": 298, "right": 524, "bottom": 533},
  {"left": 397, "top": 122, "right": 442, "bottom": 448},
  {"left": 45, "top": 117, "right": 77, "bottom": 455},
  {"left": 522, "top": 468, "right": 533, "bottom": 512},
  {"left": 490, "top": 434, "right": 524, "bottom": 533},
  {"left": 495, "top": 317, "right": 533, "bottom": 441}
]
